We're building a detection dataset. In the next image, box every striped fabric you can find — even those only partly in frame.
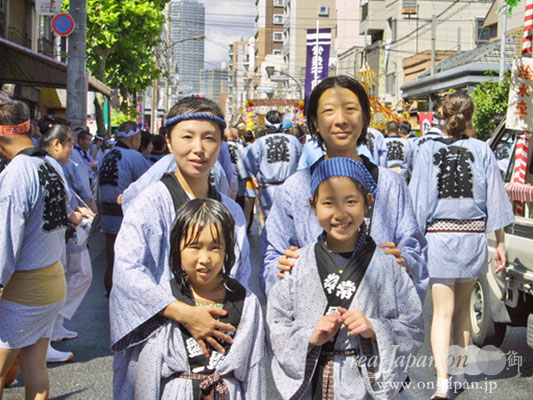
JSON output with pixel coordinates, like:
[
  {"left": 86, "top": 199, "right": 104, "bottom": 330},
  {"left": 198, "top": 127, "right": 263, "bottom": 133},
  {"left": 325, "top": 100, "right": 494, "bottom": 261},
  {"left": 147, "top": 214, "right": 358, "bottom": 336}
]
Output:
[
  {"left": 512, "top": 133, "right": 531, "bottom": 215},
  {"left": 176, "top": 371, "right": 231, "bottom": 399},
  {"left": 523, "top": 0, "right": 533, "bottom": 55},
  {"left": 505, "top": 182, "right": 533, "bottom": 202},
  {"left": 310, "top": 157, "right": 378, "bottom": 197}
]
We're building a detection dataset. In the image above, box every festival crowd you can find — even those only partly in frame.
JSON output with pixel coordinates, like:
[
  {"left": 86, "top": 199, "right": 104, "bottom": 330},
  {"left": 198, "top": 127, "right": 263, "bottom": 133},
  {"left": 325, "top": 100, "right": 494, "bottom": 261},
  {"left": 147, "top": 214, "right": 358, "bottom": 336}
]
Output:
[{"left": 0, "top": 75, "right": 514, "bottom": 400}]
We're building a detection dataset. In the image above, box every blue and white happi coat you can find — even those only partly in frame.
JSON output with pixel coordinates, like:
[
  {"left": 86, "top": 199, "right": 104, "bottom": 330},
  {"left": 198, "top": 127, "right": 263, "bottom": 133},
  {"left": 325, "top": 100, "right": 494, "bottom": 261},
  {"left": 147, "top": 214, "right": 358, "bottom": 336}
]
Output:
[
  {"left": 366, "top": 128, "right": 388, "bottom": 168},
  {"left": 109, "top": 181, "right": 251, "bottom": 351},
  {"left": 98, "top": 144, "right": 152, "bottom": 234},
  {"left": 407, "top": 128, "right": 443, "bottom": 171},
  {"left": 267, "top": 243, "right": 424, "bottom": 400},
  {"left": 261, "top": 159, "right": 429, "bottom": 298},
  {"left": 409, "top": 137, "right": 515, "bottom": 279},
  {"left": 243, "top": 133, "right": 302, "bottom": 185},
  {"left": 384, "top": 136, "right": 411, "bottom": 179},
  {"left": 113, "top": 286, "right": 265, "bottom": 400},
  {"left": 63, "top": 151, "right": 93, "bottom": 204},
  {"left": 0, "top": 151, "right": 70, "bottom": 348},
  {"left": 120, "top": 154, "right": 231, "bottom": 212},
  {"left": 227, "top": 140, "right": 249, "bottom": 197}
]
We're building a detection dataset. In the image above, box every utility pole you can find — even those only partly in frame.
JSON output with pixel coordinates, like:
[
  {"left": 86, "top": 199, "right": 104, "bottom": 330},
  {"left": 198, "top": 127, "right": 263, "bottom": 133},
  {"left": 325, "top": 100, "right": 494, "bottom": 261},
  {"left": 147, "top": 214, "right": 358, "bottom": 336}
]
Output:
[
  {"left": 66, "top": 0, "right": 87, "bottom": 129},
  {"left": 499, "top": 4, "right": 508, "bottom": 83},
  {"left": 431, "top": 15, "right": 436, "bottom": 76},
  {"left": 457, "top": 27, "right": 461, "bottom": 53},
  {"left": 163, "top": 5, "right": 171, "bottom": 114},
  {"left": 150, "top": 34, "right": 205, "bottom": 133}
]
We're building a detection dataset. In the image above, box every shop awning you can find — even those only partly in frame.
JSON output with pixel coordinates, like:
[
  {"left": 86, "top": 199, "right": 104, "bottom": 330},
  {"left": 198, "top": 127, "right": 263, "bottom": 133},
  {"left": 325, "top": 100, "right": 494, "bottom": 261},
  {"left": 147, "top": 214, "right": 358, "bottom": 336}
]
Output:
[{"left": 0, "top": 37, "right": 112, "bottom": 97}]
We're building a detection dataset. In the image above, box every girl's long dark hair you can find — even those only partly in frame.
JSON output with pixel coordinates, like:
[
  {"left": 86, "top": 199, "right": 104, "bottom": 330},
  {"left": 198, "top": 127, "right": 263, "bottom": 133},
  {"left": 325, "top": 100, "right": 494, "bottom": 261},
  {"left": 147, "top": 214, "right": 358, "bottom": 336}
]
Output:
[{"left": 169, "top": 198, "right": 236, "bottom": 298}]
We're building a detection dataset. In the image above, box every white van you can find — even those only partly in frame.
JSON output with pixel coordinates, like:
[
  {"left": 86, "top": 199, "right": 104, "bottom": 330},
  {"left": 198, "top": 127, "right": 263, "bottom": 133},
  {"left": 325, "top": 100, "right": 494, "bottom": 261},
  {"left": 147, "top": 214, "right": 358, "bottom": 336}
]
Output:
[{"left": 470, "top": 121, "right": 533, "bottom": 348}]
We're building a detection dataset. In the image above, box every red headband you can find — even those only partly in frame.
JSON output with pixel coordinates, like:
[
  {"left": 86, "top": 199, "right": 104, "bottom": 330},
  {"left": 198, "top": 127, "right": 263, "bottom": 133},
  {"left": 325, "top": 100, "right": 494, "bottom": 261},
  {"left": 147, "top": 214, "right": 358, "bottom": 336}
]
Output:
[{"left": 0, "top": 120, "right": 31, "bottom": 137}]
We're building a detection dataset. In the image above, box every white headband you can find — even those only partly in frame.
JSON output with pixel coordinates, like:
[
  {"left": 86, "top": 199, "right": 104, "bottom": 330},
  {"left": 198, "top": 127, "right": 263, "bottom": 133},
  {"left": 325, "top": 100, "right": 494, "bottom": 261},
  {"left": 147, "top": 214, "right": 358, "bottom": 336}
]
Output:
[
  {"left": 115, "top": 128, "right": 140, "bottom": 138},
  {"left": 265, "top": 119, "right": 282, "bottom": 130}
]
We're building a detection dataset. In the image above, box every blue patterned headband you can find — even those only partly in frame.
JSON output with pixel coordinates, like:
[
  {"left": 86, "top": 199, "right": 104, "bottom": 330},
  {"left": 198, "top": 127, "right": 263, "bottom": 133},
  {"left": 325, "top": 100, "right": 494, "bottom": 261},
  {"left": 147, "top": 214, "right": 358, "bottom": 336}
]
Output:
[
  {"left": 311, "top": 157, "right": 377, "bottom": 198},
  {"left": 163, "top": 113, "right": 227, "bottom": 131},
  {"left": 116, "top": 128, "right": 140, "bottom": 138}
]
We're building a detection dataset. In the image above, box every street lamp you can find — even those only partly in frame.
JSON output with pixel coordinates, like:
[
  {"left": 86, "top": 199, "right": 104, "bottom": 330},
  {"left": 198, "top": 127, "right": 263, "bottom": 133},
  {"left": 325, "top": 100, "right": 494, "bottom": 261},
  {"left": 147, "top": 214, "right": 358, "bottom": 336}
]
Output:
[
  {"left": 265, "top": 66, "right": 304, "bottom": 99},
  {"left": 150, "top": 34, "right": 205, "bottom": 133}
]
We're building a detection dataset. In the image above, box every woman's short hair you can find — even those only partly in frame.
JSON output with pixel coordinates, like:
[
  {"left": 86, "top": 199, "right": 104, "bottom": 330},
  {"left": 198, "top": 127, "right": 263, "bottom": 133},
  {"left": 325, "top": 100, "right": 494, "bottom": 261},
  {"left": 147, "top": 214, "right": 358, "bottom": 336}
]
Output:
[{"left": 306, "top": 75, "right": 371, "bottom": 148}]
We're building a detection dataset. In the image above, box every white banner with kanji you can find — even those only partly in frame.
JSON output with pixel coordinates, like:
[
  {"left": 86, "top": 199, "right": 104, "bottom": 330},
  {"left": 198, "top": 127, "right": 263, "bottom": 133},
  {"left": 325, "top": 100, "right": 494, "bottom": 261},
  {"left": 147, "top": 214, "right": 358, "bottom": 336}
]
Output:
[
  {"left": 36, "top": 0, "right": 62, "bottom": 15},
  {"left": 506, "top": 57, "right": 533, "bottom": 131}
]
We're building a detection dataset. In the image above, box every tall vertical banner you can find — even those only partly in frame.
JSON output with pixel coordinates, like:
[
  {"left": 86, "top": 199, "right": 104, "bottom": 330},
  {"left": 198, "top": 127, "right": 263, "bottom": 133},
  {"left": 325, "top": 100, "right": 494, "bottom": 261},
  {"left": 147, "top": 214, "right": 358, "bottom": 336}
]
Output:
[
  {"left": 417, "top": 113, "right": 433, "bottom": 135},
  {"left": 304, "top": 28, "right": 332, "bottom": 100}
]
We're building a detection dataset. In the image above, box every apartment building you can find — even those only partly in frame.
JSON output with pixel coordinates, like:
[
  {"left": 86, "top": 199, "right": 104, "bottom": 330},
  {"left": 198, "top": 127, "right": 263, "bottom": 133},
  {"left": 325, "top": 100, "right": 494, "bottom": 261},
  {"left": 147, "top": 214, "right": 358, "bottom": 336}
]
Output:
[
  {"left": 200, "top": 67, "right": 229, "bottom": 109},
  {"left": 0, "top": 0, "right": 110, "bottom": 116},
  {"left": 282, "top": 0, "right": 337, "bottom": 78},
  {"left": 360, "top": 0, "right": 492, "bottom": 104},
  {"left": 227, "top": 39, "right": 255, "bottom": 117},
  {"left": 254, "top": 0, "right": 285, "bottom": 78}
]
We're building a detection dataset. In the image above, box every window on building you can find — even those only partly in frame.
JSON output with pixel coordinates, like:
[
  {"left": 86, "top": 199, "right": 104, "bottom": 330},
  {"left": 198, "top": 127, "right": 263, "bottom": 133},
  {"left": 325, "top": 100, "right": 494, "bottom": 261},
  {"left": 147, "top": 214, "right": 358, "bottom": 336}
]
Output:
[
  {"left": 273, "top": 49, "right": 281, "bottom": 55},
  {"left": 273, "top": 32, "right": 283, "bottom": 42},
  {"left": 476, "top": 18, "right": 491, "bottom": 45},
  {"left": 386, "top": 73, "right": 396, "bottom": 95},
  {"left": 273, "top": 0, "right": 284, "bottom": 7},
  {"left": 318, "top": 5, "right": 329, "bottom": 17},
  {"left": 273, "top": 14, "right": 283, "bottom": 25}
]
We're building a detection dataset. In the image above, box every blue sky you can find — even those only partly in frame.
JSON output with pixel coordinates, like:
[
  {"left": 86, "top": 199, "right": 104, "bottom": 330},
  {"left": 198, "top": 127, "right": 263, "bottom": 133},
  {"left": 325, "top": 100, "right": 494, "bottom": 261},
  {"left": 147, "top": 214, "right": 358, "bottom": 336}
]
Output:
[{"left": 200, "top": 0, "right": 256, "bottom": 68}]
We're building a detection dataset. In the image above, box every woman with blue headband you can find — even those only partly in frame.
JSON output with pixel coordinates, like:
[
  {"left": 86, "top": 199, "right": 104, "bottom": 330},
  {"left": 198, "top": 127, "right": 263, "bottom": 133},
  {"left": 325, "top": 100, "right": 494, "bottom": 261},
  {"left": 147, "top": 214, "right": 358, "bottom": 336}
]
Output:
[
  {"left": 267, "top": 157, "right": 424, "bottom": 399},
  {"left": 261, "top": 75, "right": 429, "bottom": 300},
  {"left": 109, "top": 97, "right": 253, "bottom": 398}
]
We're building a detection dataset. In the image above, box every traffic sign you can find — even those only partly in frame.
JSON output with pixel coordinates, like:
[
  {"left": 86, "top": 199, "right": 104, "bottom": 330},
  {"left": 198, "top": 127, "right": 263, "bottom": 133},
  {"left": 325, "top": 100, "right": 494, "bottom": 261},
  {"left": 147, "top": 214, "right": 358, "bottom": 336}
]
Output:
[{"left": 51, "top": 13, "right": 75, "bottom": 37}]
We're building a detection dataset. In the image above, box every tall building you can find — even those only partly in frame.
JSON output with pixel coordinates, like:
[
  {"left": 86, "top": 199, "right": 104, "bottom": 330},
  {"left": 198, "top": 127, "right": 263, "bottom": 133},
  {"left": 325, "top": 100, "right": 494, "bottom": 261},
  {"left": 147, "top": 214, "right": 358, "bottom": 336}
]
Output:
[
  {"left": 200, "top": 68, "right": 229, "bottom": 108},
  {"left": 283, "top": 0, "right": 337, "bottom": 78},
  {"left": 228, "top": 39, "right": 255, "bottom": 118},
  {"left": 254, "top": 0, "right": 284, "bottom": 79},
  {"left": 169, "top": 0, "right": 205, "bottom": 98}
]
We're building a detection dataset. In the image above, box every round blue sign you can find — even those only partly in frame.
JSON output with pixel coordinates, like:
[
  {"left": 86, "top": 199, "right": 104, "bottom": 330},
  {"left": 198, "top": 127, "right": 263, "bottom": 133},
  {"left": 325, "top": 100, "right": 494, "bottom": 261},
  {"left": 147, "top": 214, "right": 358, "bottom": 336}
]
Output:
[{"left": 51, "top": 13, "right": 75, "bottom": 37}]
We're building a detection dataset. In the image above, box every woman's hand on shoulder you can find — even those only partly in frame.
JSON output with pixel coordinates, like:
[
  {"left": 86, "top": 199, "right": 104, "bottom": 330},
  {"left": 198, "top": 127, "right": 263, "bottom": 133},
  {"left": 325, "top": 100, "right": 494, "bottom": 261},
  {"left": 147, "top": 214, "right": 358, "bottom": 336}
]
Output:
[
  {"left": 338, "top": 307, "right": 376, "bottom": 340},
  {"left": 378, "top": 242, "right": 407, "bottom": 266},
  {"left": 309, "top": 314, "right": 343, "bottom": 346},
  {"left": 161, "top": 301, "right": 236, "bottom": 357},
  {"left": 277, "top": 246, "right": 299, "bottom": 279}
]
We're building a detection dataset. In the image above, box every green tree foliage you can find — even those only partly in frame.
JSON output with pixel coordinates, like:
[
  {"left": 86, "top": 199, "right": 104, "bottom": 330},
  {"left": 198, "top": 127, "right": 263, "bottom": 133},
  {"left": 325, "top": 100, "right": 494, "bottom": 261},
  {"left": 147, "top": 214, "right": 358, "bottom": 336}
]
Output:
[
  {"left": 504, "top": 0, "right": 522, "bottom": 15},
  {"left": 64, "top": 0, "right": 168, "bottom": 99},
  {"left": 63, "top": 0, "right": 169, "bottom": 134},
  {"left": 470, "top": 72, "right": 511, "bottom": 141}
]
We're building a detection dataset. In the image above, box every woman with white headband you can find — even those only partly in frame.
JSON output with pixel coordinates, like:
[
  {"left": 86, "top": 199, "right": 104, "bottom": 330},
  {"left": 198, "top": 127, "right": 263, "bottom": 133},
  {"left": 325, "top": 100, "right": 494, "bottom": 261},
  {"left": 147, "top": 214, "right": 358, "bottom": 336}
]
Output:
[{"left": 98, "top": 121, "right": 152, "bottom": 295}]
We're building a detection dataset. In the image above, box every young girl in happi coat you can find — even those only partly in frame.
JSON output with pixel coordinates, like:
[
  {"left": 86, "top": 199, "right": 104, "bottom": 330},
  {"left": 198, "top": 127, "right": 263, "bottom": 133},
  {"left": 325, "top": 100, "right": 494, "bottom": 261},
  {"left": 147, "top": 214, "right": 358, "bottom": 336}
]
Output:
[
  {"left": 114, "top": 198, "right": 264, "bottom": 399},
  {"left": 409, "top": 92, "right": 514, "bottom": 400},
  {"left": 267, "top": 157, "right": 424, "bottom": 400}
]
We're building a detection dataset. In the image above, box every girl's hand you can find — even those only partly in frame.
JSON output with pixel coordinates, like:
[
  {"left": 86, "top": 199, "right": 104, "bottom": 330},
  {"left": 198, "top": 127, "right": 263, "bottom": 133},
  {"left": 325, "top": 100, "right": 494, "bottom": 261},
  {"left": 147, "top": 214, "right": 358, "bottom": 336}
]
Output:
[
  {"left": 161, "top": 302, "right": 236, "bottom": 357},
  {"left": 277, "top": 246, "right": 299, "bottom": 279},
  {"left": 378, "top": 242, "right": 407, "bottom": 265},
  {"left": 309, "top": 314, "right": 343, "bottom": 346},
  {"left": 338, "top": 307, "right": 376, "bottom": 340},
  {"left": 494, "top": 243, "right": 507, "bottom": 274}
]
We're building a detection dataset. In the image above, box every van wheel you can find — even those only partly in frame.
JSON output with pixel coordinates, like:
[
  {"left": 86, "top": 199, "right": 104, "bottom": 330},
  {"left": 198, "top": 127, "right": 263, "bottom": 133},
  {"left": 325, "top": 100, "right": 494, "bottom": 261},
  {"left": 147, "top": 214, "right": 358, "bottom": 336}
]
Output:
[{"left": 470, "top": 275, "right": 506, "bottom": 347}]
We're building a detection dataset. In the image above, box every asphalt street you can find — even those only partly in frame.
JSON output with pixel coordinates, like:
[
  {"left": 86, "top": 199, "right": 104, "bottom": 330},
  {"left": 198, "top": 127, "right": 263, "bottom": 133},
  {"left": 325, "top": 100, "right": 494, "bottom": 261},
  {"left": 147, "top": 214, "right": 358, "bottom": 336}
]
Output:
[{"left": 4, "top": 225, "right": 532, "bottom": 399}]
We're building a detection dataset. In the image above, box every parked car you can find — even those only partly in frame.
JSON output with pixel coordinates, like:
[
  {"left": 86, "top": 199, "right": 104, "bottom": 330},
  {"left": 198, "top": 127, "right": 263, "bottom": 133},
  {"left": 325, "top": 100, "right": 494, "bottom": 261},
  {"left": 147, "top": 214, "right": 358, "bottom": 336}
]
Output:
[{"left": 470, "top": 120, "right": 533, "bottom": 348}]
